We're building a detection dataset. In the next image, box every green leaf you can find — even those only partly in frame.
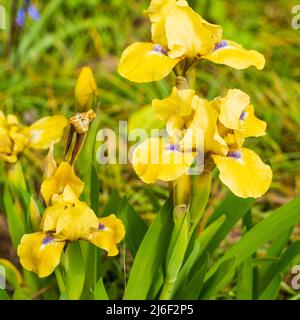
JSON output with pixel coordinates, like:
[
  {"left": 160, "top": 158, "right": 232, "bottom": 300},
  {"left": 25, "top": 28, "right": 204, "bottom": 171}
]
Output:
[
  {"left": 94, "top": 277, "right": 109, "bottom": 300},
  {"left": 118, "top": 197, "right": 148, "bottom": 257},
  {"left": 144, "top": 187, "right": 160, "bottom": 212},
  {"left": 0, "top": 289, "right": 10, "bottom": 300},
  {"left": 3, "top": 184, "right": 26, "bottom": 249},
  {"left": 90, "top": 163, "right": 100, "bottom": 214},
  {"left": 259, "top": 240, "right": 300, "bottom": 295},
  {"left": 174, "top": 255, "right": 208, "bottom": 300},
  {"left": 124, "top": 200, "right": 173, "bottom": 300},
  {"left": 258, "top": 274, "right": 282, "bottom": 300},
  {"left": 206, "top": 197, "right": 300, "bottom": 286},
  {"left": 237, "top": 257, "right": 253, "bottom": 300},
  {"left": 65, "top": 242, "right": 85, "bottom": 300},
  {"left": 206, "top": 193, "right": 254, "bottom": 255},
  {"left": 0, "top": 259, "right": 23, "bottom": 290},
  {"left": 12, "top": 288, "right": 32, "bottom": 300},
  {"left": 200, "top": 257, "right": 236, "bottom": 299},
  {"left": 174, "top": 215, "right": 225, "bottom": 294}
]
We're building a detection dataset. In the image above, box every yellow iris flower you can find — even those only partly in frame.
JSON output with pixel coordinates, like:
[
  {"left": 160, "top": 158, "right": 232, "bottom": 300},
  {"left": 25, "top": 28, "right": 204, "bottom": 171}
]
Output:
[
  {"left": 210, "top": 89, "right": 272, "bottom": 198},
  {"left": 132, "top": 87, "right": 272, "bottom": 198},
  {"left": 118, "top": 0, "right": 265, "bottom": 83},
  {"left": 0, "top": 111, "right": 67, "bottom": 164},
  {"left": 18, "top": 213, "right": 125, "bottom": 278},
  {"left": 18, "top": 154, "right": 126, "bottom": 277}
]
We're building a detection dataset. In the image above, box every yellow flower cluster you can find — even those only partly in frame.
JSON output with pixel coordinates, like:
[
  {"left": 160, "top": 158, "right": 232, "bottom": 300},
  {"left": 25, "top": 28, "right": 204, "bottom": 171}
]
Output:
[
  {"left": 17, "top": 115, "right": 125, "bottom": 278},
  {"left": 118, "top": 0, "right": 265, "bottom": 83},
  {"left": 132, "top": 88, "right": 272, "bottom": 199},
  {"left": 0, "top": 111, "right": 67, "bottom": 163}
]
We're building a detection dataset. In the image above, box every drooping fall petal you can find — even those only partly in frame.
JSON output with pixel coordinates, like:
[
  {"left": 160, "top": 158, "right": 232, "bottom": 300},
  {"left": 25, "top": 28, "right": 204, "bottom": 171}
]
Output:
[
  {"left": 203, "top": 40, "right": 265, "bottom": 70},
  {"left": 88, "top": 214, "right": 125, "bottom": 256},
  {"left": 132, "top": 137, "right": 195, "bottom": 183},
  {"left": 17, "top": 232, "right": 65, "bottom": 278},
  {"left": 118, "top": 42, "right": 179, "bottom": 83},
  {"left": 212, "top": 148, "right": 272, "bottom": 198}
]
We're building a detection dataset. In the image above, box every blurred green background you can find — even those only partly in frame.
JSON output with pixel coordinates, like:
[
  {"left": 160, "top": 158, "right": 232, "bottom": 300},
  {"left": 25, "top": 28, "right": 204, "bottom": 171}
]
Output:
[{"left": 0, "top": 0, "right": 299, "bottom": 223}]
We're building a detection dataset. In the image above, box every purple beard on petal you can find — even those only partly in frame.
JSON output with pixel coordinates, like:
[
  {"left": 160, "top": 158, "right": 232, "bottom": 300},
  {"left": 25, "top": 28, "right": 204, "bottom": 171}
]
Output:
[
  {"left": 227, "top": 151, "right": 242, "bottom": 160},
  {"left": 214, "top": 40, "right": 228, "bottom": 51},
  {"left": 240, "top": 111, "right": 247, "bottom": 121},
  {"left": 153, "top": 44, "right": 168, "bottom": 56},
  {"left": 42, "top": 235, "right": 54, "bottom": 245},
  {"left": 98, "top": 223, "right": 106, "bottom": 231},
  {"left": 167, "top": 144, "right": 181, "bottom": 152}
]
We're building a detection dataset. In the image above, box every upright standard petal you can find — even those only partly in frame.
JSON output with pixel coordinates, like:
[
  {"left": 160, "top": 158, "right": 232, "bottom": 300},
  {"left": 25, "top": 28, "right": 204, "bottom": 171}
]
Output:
[
  {"left": 189, "top": 97, "right": 228, "bottom": 155},
  {"left": 217, "top": 89, "right": 250, "bottom": 130},
  {"left": 203, "top": 40, "right": 265, "bottom": 70},
  {"left": 41, "top": 162, "right": 84, "bottom": 205},
  {"left": 17, "top": 232, "right": 65, "bottom": 278},
  {"left": 54, "top": 202, "right": 99, "bottom": 242},
  {"left": 212, "top": 148, "right": 272, "bottom": 198},
  {"left": 152, "top": 87, "right": 195, "bottom": 121},
  {"left": 27, "top": 115, "right": 67, "bottom": 149},
  {"left": 165, "top": 6, "right": 216, "bottom": 59},
  {"left": 88, "top": 214, "right": 125, "bottom": 256},
  {"left": 145, "top": 0, "right": 177, "bottom": 47},
  {"left": 118, "top": 42, "right": 179, "bottom": 83}
]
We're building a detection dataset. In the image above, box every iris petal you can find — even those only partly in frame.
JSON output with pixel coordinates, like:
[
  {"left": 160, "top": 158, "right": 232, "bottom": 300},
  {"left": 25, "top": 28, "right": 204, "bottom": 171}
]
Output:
[
  {"left": 213, "top": 148, "right": 272, "bottom": 198},
  {"left": 118, "top": 42, "right": 179, "bottom": 83},
  {"left": 203, "top": 40, "right": 265, "bottom": 70}
]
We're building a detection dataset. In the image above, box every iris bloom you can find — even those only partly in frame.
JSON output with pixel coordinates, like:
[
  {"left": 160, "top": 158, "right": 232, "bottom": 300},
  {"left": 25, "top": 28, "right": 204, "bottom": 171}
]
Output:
[
  {"left": 0, "top": 112, "right": 67, "bottom": 164},
  {"left": 210, "top": 89, "right": 272, "bottom": 198},
  {"left": 118, "top": 0, "right": 265, "bottom": 83},
  {"left": 18, "top": 157, "right": 125, "bottom": 277},
  {"left": 132, "top": 88, "right": 272, "bottom": 198},
  {"left": 18, "top": 213, "right": 125, "bottom": 278}
]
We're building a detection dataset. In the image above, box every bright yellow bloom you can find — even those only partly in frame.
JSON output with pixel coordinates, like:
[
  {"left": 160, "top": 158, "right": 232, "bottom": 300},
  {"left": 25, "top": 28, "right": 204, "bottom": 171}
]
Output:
[
  {"left": 118, "top": 0, "right": 265, "bottom": 83},
  {"left": 0, "top": 111, "right": 67, "bottom": 164},
  {"left": 153, "top": 88, "right": 228, "bottom": 155},
  {"left": 75, "top": 67, "right": 98, "bottom": 109},
  {"left": 17, "top": 232, "right": 65, "bottom": 278},
  {"left": 41, "top": 161, "right": 84, "bottom": 205},
  {"left": 88, "top": 214, "right": 126, "bottom": 256},
  {"left": 42, "top": 201, "right": 99, "bottom": 242},
  {"left": 210, "top": 89, "right": 272, "bottom": 198}
]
